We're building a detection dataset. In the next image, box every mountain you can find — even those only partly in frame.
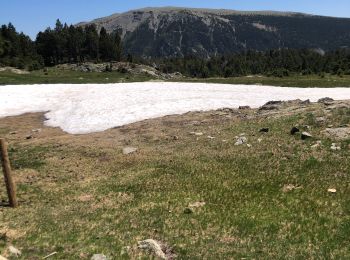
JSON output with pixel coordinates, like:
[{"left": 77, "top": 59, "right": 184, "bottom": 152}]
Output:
[{"left": 77, "top": 7, "right": 350, "bottom": 58}]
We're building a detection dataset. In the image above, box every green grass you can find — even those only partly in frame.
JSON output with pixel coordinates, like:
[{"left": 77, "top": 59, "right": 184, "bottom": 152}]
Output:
[
  {"left": 0, "top": 68, "right": 153, "bottom": 85},
  {"left": 1, "top": 68, "right": 350, "bottom": 87},
  {"left": 175, "top": 74, "right": 350, "bottom": 88},
  {"left": 0, "top": 104, "right": 349, "bottom": 259}
]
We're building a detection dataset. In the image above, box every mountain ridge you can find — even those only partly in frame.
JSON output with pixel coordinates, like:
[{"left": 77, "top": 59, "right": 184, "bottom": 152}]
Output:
[{"left": 77, "top": 7, "right": 350, "bottom": 58}]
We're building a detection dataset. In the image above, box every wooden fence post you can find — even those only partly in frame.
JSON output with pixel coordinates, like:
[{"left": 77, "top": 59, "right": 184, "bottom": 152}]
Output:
[{"left": 0, "top": 138, "right": 18, "bottom": 208}]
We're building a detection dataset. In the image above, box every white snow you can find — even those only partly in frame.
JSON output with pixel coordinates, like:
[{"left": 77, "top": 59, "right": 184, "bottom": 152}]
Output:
[{"left": 0, "top": 82, "right": 350, "bottom": 134}]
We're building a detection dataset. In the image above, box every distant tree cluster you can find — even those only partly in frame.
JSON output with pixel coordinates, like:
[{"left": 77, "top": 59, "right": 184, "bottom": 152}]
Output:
[
  {"left": 0, "top": 23, "right": 43, "bottom": 70},
  {"left": 155, "top": 48, "right": 350, "bottom": 78},
  {"left": 0, "top": 20, "right": 122, "bottom": 69},
  {"left": 36, "top": 19, "right": 122, "bottom": 66}
]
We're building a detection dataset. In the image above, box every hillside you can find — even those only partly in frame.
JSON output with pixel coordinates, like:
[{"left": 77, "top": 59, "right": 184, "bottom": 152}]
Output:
[{"left": 78, "top": 7, "right": 350, "bottom": 58}]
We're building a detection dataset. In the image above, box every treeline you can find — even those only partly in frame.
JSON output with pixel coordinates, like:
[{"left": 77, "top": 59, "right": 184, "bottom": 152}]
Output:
[
  {"left": 155, "top": 48, "right": 350, "bottom": 78},
  {"left": 1, "top": 20, "right": 350, "bottom": 78},
  {"left": 0, "top": 23, "right": 42, "bottom": 70},
  {"left": 0, "top": 20, "right": 122, "bottom": 69}
]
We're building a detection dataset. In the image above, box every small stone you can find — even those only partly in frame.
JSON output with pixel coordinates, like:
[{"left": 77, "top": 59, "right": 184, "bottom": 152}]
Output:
[
  {"left": 189, "top": 201, "right": 206, "bottom": 208},
  {"left": 8, "top": 246, "right": 21, "bottom": 257},
  {"left": 25, "top": 135, "right": 33, "bottom": 140},
  {"left": 9, "top": 131, "right": 17, "bottom": 135},
  {"left": 282, "top": 184, "right": 296, "bottom": 192},
  {"left": 189, "top": 132, "right": 203, "bottom": 136},
  {"left": 311, "top": 141, "right": 322, "bottom": 149},
  {"left": 259, "top": 128, "right": 269, "bottom": 133},
  {"left": 122, "top": 147, "right": 138, "bottom": 155},
  {"left": 257, "top": 138, "right": 263, "bottom": 143},
  {"left": 138, "top": 239, "right": 166, "bottom": 259},
  {"left": 330, "top": 143, "right": 341, "bottom": 151},
  {"left": 31, "top": 128, "right": 42, "bottom": 133},
  {"left": 172, "top": 135, "right": 179, "bottom": 140},
  {"left": 91, "top": 254, "right": 108, "bottom": 260},
  {"left": 315, "top": 117, "right": 326, "bottom": 124},
  {"left": 290, "top": 127, "right": 300, "bottom": 135},
  {"left": 207, "top": 136, "right": 215, "bottom": 139},
  {"left": 327, "top": 188, "right": 337, "bottom": 193},
  {"left": 120, "top": 246, "right": 131, "bottom": 256},
  {"left": 235, "top": 136, "right": 247, "bottom": 145},
  {"left": 318, "top": 97, "right": 334, "bottom": 104},
  {"left": 301, "top": 132, "right": 312, "bottom": 140},
  {"left": 247, "top": 144, "right": 252, "bottom": 148}
]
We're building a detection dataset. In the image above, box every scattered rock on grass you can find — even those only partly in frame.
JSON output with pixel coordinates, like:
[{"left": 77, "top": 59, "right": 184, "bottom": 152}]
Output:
[
  {"left": 8, "top": 246, "right": 21, "bottom": 257},
  {"left": 138, "top": 239, "right": 166, "bottom": 259},
  {"left": 311, "top": 141, "right": 322, "bottom": 149},
  {"left": 235, "top": 136, "right": 247, "bottom": 145},
  {"left": 330, "top": 143, "right": 341, "bottom": 151},
  {"left": 239, "top": 106, "right": 251, "bottom": 110},
  {"left": 259, "top": 128, "right": 269, "bottom": 133},
  {"left": 189, "top": 201, "right": 206, "bottom": 208},
  {"left": 290, "top": 127, "right": 300, "bottom": 135},
  {"left": 318, "top": 97, "right": 334, "bottom": 104},
  {"left": 122, "top": 147, "right": 138, "bottom": 155},
  {"left": 301, "top": 132, "right": 312, "bottom": 140},
  {"left": 321, "top": 127, "right": 350, "bottom": 140},
  {"left": 282, "top": 184, "right": 301, "bottom": 192},
  {"left": 91, "top": 254, "right": 108, "bottom": 260}
]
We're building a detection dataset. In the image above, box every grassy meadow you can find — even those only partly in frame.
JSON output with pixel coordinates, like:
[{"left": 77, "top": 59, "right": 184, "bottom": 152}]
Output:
[
  {"left": 0, "top": 101, "right": 349, "bottom": 259},
  {"left": 1, "top": 68, "right": 350, "bottom": 87}
]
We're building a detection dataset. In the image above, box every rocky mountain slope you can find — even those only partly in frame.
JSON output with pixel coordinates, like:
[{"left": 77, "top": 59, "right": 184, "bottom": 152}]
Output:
[{"left": 78, "top": 7, "right": 350, "bottom": 58}]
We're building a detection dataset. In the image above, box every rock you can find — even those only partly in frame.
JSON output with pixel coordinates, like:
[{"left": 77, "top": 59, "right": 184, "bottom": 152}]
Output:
[
  {"left": 189, "top": 131, "right": 203, "bottom": 136},
  {"left": 239, "top": 106, "right": 251, "bottom": 110},
  {"left": 8, "top": 246, "right": 21, "bottom": 257},
  {"left": 327, "top": 188, "right": 337, "bottom": 193},
  {"left": 31, "top": 128, "right": 42, "bottom": 133},
  {"left": 235, "top": 136, "right": 247, "bottom": 145},
  {"left": 257, "top": 138, "right": 263, "bottom": 143},
  {"left": 247, "top": 144, "right": 252, "bottom": 148},
  {"left": 318, "top": 97, "right": 334, "bottom": 104},
  {"left": 91, "top": 254, "right": 108, "bottom": 260},
  {"left": 330, "top": 143, "right": 341, "bottom": 151},
  {"left": 138, "top": 239, "right": 166, "bottom": 259},
  {"left": 311, "top": 141, "right": 322, "bottom": 149},
  {"left": 0, "top": 256, "right": 8, "bottom": 260},
  {"left": 301, "top": 99, "right": 311, "bottom": 105},
  {"left": 9, "top": 131, "right": 17, "bottom": 135},
  {"left": 122, "top": 147, "right": 138, "bottom": 155},
  {"left": 183, "top": 207, "right": 193, "bottom": 214},
  {"left": 282, "top": 184, "right": 297, "bottom": 192},
  {"left": 172, "top": 135, "right": 179, "bottom": 140},
  {"left": 120, "top": 246, "right": 131, "bottom": 256},
  {"left": 207, "top": 136, "right": 215, "bottom": 139},
  {"left": 321, "top": 127, "right": 350, "bottom": 140},
  {"left": 189, "top": 201, "right": 206, "bottom": 208},
  {"left": 259, "top": 101, "right": 282, "bottom": 111},
  {"left": 259, "top": 128, "right": 269, "bottom": 133},
  {"left": 25, "top": 135, "right": 33, "bottom": 140},
  {"left": 315, "top": 117, "right": 326, "bottom": 124},
  {"left": 301, "top": 132, "right": 312, "bottom": 140},
  {"left": 290, "top": 127, "right": 300, "bottom": 135}
]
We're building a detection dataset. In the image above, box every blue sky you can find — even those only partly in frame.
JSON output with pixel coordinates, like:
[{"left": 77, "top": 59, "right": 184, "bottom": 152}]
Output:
[{"left": 1, "top": 0, "right": 350, "bottom": 39}]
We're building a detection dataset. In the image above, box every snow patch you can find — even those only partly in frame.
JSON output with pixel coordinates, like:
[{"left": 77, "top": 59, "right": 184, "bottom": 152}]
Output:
[{"left": 0, "top": 82, "right": 349, "bottom": 134}]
